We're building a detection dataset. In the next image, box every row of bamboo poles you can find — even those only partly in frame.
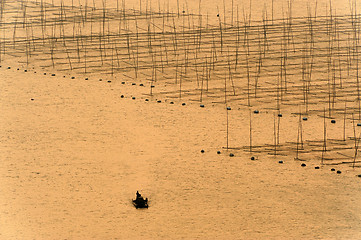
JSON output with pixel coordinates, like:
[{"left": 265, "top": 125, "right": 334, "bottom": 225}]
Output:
[{"left": 1, "top": 0, "right": 361, "bottom": 168}]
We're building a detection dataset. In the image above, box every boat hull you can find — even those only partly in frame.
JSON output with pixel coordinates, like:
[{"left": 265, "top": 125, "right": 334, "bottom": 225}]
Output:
[{"left": 132, "top": 199, "right": 149, "bottom": 209}]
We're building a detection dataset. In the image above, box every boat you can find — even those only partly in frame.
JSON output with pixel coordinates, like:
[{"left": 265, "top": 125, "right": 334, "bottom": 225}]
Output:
[{"left": 132, "top": 197, "right": 149, "bottom": 209}]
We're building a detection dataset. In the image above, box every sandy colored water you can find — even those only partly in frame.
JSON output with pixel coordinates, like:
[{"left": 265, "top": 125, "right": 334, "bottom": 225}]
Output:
[
  {"left": 1, "top": 0, "right": 361, "bottom": 239},
  {"left": 1, "top": 60, "right": 361, "bottom": 239}
]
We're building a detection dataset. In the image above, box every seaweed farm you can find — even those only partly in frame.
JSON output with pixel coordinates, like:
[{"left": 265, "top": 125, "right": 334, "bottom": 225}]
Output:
[
  {"left": 2, "top": 1, "right": 361, "bottom": 162},
  {"left": 1, "top": 0, "right": 360, "bottom": 112},
  {"left": 1, "top": 1, "right": 361, "bottom": 238}
]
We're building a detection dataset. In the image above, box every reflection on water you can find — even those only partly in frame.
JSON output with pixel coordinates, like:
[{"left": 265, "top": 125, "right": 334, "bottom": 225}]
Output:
[{"left": 1, "top": 0, "right": 361, "bottom": 239}]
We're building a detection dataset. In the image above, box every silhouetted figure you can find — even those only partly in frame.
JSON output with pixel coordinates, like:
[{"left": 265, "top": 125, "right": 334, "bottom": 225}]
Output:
[
  {"left": 136, "top": 191, "right": 141, "bottom": 199},
  {"left": 133, "top": 191, "right": 148, "bottom": 208}
]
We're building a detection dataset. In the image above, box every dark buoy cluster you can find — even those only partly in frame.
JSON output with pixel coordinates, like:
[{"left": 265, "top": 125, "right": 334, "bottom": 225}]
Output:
[{"left": 301, "top": 163, "right": 306, "bottom": 167}]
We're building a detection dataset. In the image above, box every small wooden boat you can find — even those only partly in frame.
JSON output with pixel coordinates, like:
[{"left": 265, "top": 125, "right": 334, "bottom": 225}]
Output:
[{"left": 132, "top": 197, "right": 149, "bottom": 209}]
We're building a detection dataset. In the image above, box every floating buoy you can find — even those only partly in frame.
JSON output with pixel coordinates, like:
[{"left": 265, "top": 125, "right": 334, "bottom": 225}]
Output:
[
  {"left": 51, "top": 74, "right": 55, "bottom": 76},
  {"left": 122, "top": 82, "right": 125, "bottom": 84},
  {"left": 44, "top": 73, "right": 46, "bottom": 75},
  {"left": 278, "top": 160, "right": 283, "bottom": 164},
  {"left": 331, "top": 168, "right": 335, "bottom": 171},
  {"left": 107, "top": 80, "right": 111, "bottom": 83},
  {"left": 7, "top": 67, "right": 10, "bottom": 69},
  {"left": 99, "top": 79, "right": 102, "bottom": 81},
  {"left": 217, "top": 14, "right": 219, "bottom": 17},
  {"left": 331, "top": 120, "right": 336, "bottom": 123},
  {"left": 170, "top": 102, "right": 174, "bottom": 104},
  {"left": 17, "top": 68, "right": 19, "bottom": 70},
  {"left": 182, "top": 10, "right": 185, "bottom": 13},
  {"left": 301, "top": 163, "right": 306, "bottom": 167},
  {"left": 182, "top": 103, "right": 186, "bottom": 106},
  {"left": 85, "top": 78, "right": 88, "bottom": 80},
  {"left": 157, "top": 100, "right": 161, "bottom": 103},
  {"left": 229, "top": 153, "right": 234, "bottom": 157},
  {"left": 217, "top": 151, "right": 221, "bottom": 154},
  {"left": 132, "top": 97, "right": 135, "bottom": 100},
  {"left": 151, "top": 85, "right": 155, "bottom": 88},
  {"left": 302, "top": 117, "right": 308, "bottom": 121},
  {"left": 71, "top": 76, "right": 75, "bottom": 79},
  {"left": 315, "top": 166, "right": 320, "bottom": 169},
  {"left": 121, "top": 95, "right": 124, "bottom": 98},
  {"left": 337, "top": 170, "right": 342, "bottom": 174},
  {"left": 357, "top": 174, "right": 361, "bottom": 178},
  {"left": 24, "top": 70, "right": 27, "bottom": 72},
  {"left": 278, "top": 113, "right": 282, "bottom": 117},
  {"left": 357, "top": 123, "right": 361, "bottom": 127},
  {"left": 145, "top": 99, "right": 149, "bottom": 101},
  {"left": 63, "top": 75, "right": 65, "bottom": 77},
  {"left": 200, "top": 104, "right": 204, "bottom": 108},
  {"left": 227, "top": 107, "right": 231, "bottom": 110},
  {"left": 251, "top": 156, "right": 255, "bottom": 160},
  {"left": 254, "top": 110, "right": 259, "bottom": 114},
  {"left": 140, "top": 83, "right": 144, "bottom": 86},
  {"left": 31, "top": 98, "right": 34, "bottom": 101},
  {"left": 201, "top": 149, "right": 205, "bottom": 153},
  {"left": 131, "top": 83, "right": 136, "bottom": 85}
]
